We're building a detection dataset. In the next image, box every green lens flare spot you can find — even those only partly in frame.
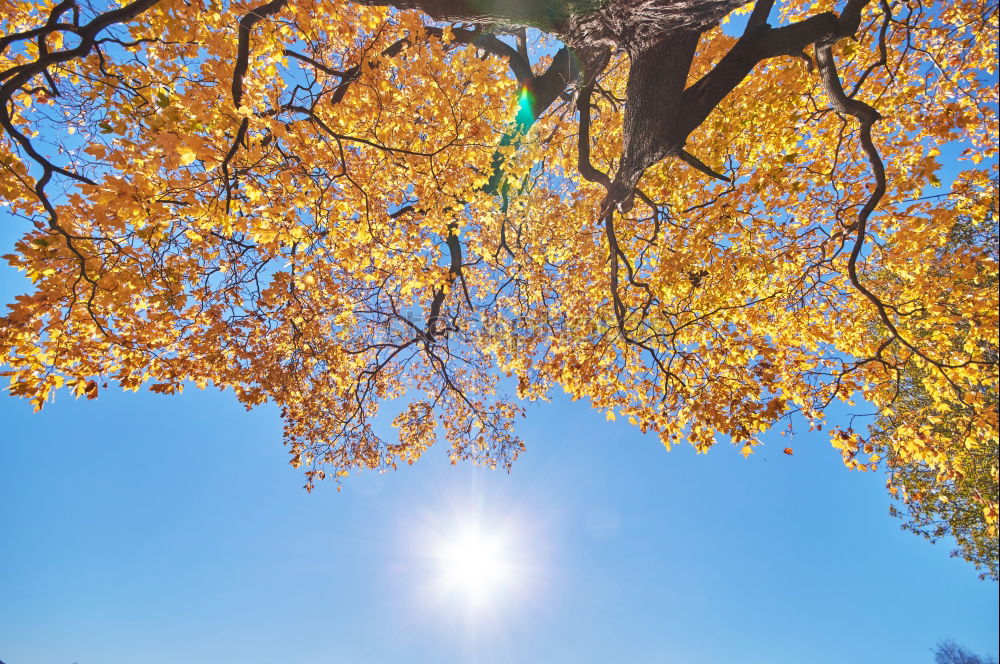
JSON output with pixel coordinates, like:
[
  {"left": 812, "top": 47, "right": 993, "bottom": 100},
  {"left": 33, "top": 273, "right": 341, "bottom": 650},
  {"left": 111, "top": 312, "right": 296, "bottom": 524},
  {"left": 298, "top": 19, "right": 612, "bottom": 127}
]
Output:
[{"left": 515, "top": 87, "right": 536, "bottom": 128}]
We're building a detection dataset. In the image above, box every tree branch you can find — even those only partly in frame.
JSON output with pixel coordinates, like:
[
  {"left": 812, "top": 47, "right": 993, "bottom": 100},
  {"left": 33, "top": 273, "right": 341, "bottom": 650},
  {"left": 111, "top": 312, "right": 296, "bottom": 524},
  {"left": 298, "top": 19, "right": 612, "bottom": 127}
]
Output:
[
  {"left": 678, "top": 149, "right": 730, "bottom": 182},
  {"left": 232, "top": 0, "right": 289, "bottom": 106},
  {"left": 677, "top": 2, "right": 872, "bottom": 144}
]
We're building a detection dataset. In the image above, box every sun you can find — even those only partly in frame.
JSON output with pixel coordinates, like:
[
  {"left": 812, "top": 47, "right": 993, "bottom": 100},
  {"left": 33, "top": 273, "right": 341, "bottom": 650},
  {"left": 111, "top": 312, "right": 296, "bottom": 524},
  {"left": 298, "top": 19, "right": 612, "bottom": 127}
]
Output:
[{"left": 432, "top": 522, "right": 516, "bottom": 607}]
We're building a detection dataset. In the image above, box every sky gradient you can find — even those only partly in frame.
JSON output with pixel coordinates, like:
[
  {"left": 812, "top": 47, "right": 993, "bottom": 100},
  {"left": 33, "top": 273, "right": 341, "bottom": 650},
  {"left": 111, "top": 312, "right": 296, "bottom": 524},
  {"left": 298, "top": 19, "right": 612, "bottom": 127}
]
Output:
[{"left": 1, "top": 367, "right": 997, "bottom": 663}]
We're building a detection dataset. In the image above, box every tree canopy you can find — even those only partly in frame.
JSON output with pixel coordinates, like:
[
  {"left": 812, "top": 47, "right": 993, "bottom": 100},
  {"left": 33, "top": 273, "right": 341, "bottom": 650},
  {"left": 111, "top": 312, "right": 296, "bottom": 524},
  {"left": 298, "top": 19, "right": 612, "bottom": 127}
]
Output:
[
  {"left": 934, "top": 640, "right": 999, "bottom": 664},
  {"left": 1, "top": 0, "right": 996, "bottom": 566}
]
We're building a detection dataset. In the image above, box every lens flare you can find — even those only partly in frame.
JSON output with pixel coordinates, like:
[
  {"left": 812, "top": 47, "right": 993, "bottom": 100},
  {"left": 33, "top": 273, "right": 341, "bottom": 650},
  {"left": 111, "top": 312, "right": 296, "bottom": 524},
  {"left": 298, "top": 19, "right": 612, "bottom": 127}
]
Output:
[{"left": 515, "top": 86, "right": 536, "bottom": 128}]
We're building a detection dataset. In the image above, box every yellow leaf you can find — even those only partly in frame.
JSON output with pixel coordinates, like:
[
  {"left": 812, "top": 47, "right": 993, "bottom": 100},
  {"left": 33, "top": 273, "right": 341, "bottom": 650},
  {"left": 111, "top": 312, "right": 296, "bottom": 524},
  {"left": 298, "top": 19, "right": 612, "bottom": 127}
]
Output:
[{"left": 177, "top": 145, "right": 198, "bottom": 166}]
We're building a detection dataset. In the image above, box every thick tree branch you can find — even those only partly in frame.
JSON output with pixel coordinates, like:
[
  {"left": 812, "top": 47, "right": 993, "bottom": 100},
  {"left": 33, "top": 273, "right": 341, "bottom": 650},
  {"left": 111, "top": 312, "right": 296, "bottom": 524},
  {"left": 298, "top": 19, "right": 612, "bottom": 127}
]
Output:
[
  {"left": 224, "top": 0, "right": 288, "bottom": 210},
  {"left": 232, "top": 0, "right": 289, "bottom": 106},
  {"left": 678, "top": 149, "right": 730, "bottom": 182},
  {"left": 576, "top": 82, "right": 612, "bottom": 188},
  {"left": 426, "top": 222, "right": 465, "bottom": 339},
  {"left": 743, "top": 0, "right": 775, "bottom": 34},
  {"left": 677, "top": 0, "right": 872, "bottom": 144}
]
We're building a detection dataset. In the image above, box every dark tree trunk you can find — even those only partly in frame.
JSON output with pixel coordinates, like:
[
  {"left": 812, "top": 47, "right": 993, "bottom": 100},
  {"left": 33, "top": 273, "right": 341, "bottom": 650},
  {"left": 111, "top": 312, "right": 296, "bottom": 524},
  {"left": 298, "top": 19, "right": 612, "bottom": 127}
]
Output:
[
  {"left": 354, "top": 0, "right": 749, "bottom": 46},
  {"left": 560, "top": 0, "right": 745, "bottom": 50},
  {"left": 354, "top": 0, "right": 868, "bottom": 204},
  {"left": 610, "top": 29, "right": 700, "bottom": 205}
]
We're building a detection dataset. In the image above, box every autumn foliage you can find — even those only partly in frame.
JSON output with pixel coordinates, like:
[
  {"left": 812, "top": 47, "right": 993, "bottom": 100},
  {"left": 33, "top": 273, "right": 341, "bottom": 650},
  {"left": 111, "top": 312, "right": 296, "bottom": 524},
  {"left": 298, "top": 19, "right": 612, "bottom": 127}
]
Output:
[{"left": 1, "top": 0, "right": 997, "bottom": 570}]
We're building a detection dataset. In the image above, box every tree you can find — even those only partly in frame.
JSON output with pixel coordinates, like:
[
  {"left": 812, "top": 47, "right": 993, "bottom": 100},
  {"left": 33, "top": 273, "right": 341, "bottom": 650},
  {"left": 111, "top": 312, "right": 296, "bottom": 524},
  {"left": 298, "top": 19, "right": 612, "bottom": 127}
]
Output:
[
  {"left": 0, "top": 0, "right": 996, "bottom": 540},
  {"left": 871, "top": 214, "right": 999, "bottom": 580},
  {"left": 934, "top": 640, "right": 998, "bottom": 664}
]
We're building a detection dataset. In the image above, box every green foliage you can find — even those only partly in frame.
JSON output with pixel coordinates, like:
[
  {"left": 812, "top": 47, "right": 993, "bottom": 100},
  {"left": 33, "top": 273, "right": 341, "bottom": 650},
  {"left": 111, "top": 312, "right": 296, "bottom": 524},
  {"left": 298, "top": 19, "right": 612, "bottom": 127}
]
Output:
[{"left": 873, "top": 211, "right": 999, "bottom": 580}]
